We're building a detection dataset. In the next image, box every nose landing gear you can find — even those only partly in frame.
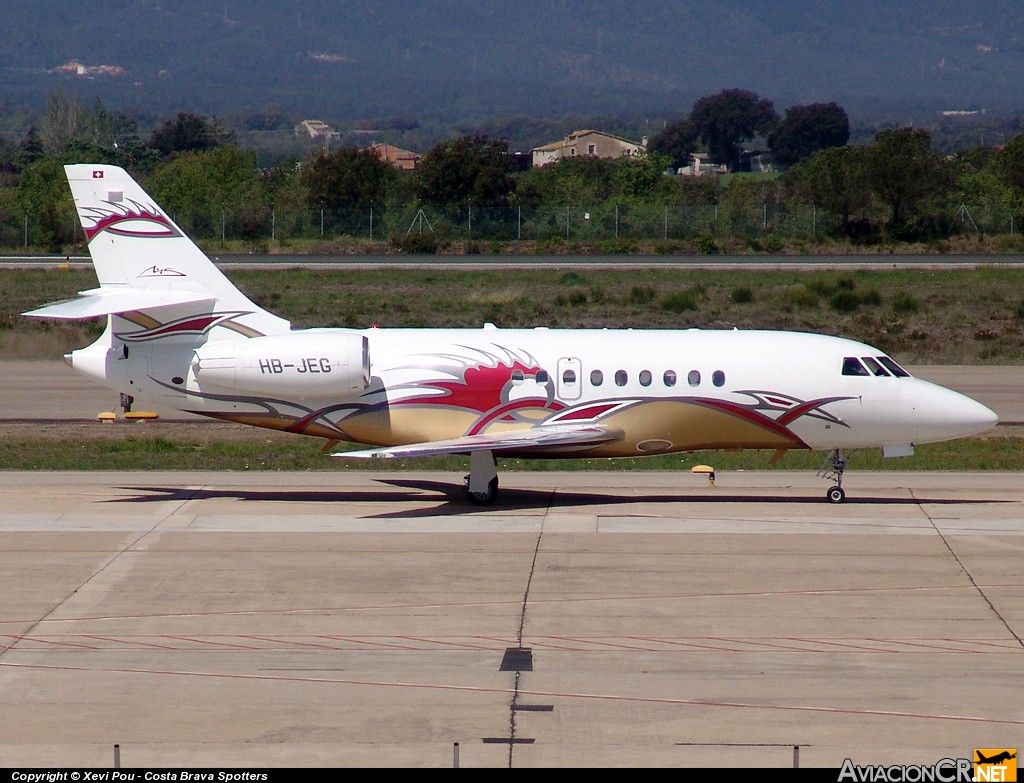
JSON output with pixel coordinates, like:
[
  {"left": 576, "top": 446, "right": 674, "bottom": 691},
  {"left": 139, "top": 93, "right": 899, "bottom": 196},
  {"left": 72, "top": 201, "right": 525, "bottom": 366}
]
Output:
[
  {"left": 826, "top": 484, "right": 846, "bottom": 504},
  {"left": 818, "top": 448, "right": 855, "bottom": 503}
]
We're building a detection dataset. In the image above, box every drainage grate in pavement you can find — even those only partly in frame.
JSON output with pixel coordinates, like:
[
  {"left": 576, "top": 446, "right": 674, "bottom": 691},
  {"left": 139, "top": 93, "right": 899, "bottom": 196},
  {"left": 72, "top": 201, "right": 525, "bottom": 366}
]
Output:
[{"left": 499, "top": 647, "right": 534, "bottom": 671}]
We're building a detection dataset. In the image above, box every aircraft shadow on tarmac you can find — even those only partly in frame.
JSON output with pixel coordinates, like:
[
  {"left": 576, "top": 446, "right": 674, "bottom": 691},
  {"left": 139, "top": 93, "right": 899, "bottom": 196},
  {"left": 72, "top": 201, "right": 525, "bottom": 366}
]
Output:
[{"left": 109, "top": 479, "right": 1010, "bottom": 519}]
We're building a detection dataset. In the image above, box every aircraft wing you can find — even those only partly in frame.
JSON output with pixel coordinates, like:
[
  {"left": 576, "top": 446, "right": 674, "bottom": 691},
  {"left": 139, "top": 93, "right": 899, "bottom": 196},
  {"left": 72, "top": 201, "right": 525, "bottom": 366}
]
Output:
[
  {"left": 332, "top": 423, "right": 623, "bottom": 460},
  {"left": 23, "top": 287, "right": 215, "bottom": 320}
]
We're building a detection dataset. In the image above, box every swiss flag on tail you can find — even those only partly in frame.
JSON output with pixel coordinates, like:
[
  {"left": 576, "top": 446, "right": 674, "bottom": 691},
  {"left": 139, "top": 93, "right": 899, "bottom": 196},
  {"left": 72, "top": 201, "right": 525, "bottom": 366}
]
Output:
[{"left": 92, "top": 170, "right": 104, "bottom": 178}]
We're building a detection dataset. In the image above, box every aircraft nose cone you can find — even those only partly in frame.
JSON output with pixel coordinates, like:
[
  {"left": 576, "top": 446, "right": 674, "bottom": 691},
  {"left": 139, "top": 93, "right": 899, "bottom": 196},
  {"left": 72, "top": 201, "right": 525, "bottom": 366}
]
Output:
[{"left": 916, "top": 382, "right": 998, "bottom": 443}]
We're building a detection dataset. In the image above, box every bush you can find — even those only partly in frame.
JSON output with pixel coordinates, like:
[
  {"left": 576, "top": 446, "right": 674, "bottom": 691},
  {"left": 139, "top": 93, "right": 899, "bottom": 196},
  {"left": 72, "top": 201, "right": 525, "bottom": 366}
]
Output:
[
  {"left": 693, "top": 234, "right": 718, "bottom": 255},
  {"left": 892, "top": 292, "right": 919, "bottom": 314},
  {"left": 806, "top": 277, "right": 836, "bottom": 297},
  {"left": 599, "top": 238, "right": 639, "bottom": 254},
  {"left": 859, "top": 287, "right": 882, "bottom": 306},
  {"left": 391, "top": 232, "right": 439, "bottom": 254},
  {"left": 830, "top": 290, "right": 861, "bottom": 312},
  {"left": 628, "top": 285, "right": 656, "bottom": 305},
  {"left": 787, "top": 287, "right": 820, "bottom": 308},
  {"left": 731, "top": 286, "right": 755, "bottom": 304},
  {"left": 661, "top": 289, "right": 700, "bottom": 313}
]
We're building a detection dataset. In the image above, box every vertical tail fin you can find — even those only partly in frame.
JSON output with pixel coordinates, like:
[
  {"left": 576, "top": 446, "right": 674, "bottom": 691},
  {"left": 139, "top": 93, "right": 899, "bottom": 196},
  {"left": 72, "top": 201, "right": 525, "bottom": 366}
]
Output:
[{"left": 46, "top": 164, "right": 290, "bottom": 334}]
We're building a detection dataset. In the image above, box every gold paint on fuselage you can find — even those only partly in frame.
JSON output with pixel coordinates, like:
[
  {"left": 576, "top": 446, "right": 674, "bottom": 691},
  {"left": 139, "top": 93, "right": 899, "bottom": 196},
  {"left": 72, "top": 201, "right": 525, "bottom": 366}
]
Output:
[{"left": 201, "top": 397, "right": 804, "bottom": 457}]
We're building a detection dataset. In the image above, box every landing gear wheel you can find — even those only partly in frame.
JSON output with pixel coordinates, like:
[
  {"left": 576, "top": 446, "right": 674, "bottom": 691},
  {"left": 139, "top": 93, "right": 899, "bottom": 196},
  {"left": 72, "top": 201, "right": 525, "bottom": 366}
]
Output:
[
  {"left": 466, "top": 476, "right": 499, "bottom": 506},
  {"left": 827, "top": 485, "right": 846, "bottom": 504}
]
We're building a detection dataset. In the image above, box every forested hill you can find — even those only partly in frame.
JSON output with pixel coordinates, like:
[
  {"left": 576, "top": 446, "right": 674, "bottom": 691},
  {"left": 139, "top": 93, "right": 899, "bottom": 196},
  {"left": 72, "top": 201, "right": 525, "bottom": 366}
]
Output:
[{"left": 5, "top": 1, "right": 1024, "bottom": 121}]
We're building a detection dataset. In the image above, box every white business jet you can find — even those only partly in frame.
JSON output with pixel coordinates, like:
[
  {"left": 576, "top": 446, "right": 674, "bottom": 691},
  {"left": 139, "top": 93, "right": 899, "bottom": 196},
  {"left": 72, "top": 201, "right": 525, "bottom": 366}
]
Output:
[{"left": 25, "top": 165, "right": 998, "bottom": 504}]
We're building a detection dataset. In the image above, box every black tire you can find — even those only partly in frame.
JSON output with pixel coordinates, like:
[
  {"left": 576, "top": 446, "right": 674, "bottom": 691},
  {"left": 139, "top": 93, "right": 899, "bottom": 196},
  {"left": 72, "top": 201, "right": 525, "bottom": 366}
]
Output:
[
  {"left": 466, "top": 476, "right": 499, "bottom": 506},
  {"left": 827, "top": 486, "right": 846, "bottom": 504}
]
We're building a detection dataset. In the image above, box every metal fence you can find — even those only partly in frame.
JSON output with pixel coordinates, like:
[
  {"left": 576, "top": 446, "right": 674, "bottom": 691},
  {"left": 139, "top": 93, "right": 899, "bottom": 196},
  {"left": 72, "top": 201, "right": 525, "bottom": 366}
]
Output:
[{"left": 1, "top": 202, "right": 1018, "bottom": 249}]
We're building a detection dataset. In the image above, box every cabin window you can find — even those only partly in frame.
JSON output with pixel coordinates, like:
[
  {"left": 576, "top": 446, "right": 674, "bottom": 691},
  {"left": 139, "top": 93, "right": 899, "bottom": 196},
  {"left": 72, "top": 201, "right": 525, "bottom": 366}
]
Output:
[
  {"left": 860, "top": 357, "right": 890, "bottom": 377},
  {"left": 562, "top": 369, "right": 577, "bottom": 384},
  {"left": 687, "top": 370, "right": 701, "bottom": 386},
  {"left": 511, "top": 369, "right": 525, "bottom": 384},
  {"left": 842, "top": 357, "right": 869, "bottom": 376},
  {"left": 536, "top": 370, "right": 549, "bottom": 384},
  {"left": 590, "top": 369, "right": 604, "bottom": 386},
  {"left": 664, "top": 370, "right": 677, "bottom": 387},
  {"left": 615, "top": 370, "right": 628, "bottom": 386},
  {"left": 877, "top": 356, "right": 910, "bottom": 377},
  {"left": 639, "top": 370, "right": 652, "bottom": 387},
  {"left": 712, "top": 370, "right": 726, "bottom": 387}
]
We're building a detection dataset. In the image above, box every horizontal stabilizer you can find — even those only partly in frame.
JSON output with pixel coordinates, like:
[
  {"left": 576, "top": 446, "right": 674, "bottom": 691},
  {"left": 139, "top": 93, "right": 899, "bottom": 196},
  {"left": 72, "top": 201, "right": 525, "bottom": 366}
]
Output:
[
  {"left": 23, "top": 287, "right": 215, "bottom": 320},
  {"left": 333, "top": 423, "right": 623, "bottom": 459}
]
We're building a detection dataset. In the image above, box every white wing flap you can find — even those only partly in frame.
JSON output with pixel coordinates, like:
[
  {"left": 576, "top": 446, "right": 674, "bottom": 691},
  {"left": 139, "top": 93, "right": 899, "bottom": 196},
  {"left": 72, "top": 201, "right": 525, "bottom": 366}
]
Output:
[
  {"left": 23, "top": 287, "right": 215, "bottom": 320},
  {"left": 333, "top": 423, "right": 623, "bottom": 459}
]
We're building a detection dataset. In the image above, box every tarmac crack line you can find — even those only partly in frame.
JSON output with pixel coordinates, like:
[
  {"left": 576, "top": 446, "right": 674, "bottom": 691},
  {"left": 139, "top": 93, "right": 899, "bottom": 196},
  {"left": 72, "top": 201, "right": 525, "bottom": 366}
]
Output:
[
  {"left": 912, "top": 488, "right": 1024, "bottom": 649},
  {"left": 506, "top": 486, "right": 553, "bottom": 768}
]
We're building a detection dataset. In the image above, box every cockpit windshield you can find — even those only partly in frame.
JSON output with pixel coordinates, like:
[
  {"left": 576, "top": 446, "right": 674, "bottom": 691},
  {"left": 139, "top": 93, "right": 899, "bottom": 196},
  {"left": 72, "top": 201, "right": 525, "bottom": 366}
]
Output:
[
  {"left": 861, "top": 357, "right": 890, "bottom": 376},
  {"left": 842, "top": 355, "right": 912, "bottom": 378},
  {"left": 877, "top": 356, "right": 911, "bottom": 377},
  {"left": 842, "top": 357, "right": 869, "bottom": 376}
]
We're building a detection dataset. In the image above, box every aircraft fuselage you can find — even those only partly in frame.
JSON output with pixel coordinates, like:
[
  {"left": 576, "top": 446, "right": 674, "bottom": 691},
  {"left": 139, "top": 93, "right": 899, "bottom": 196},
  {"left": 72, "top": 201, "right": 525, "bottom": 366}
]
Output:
[{"left": 69, "top": 323, "right": 996, "bottom": 459}]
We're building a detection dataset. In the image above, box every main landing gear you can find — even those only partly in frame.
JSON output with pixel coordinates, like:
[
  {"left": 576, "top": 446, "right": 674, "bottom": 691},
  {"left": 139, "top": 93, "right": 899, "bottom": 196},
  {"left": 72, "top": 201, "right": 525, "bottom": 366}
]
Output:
[
  {"left": 464, "top": 450, "right": 499, "bottom": 506},
  {"left": 818, "top": 448, "right": 854, "bottom": 504}
]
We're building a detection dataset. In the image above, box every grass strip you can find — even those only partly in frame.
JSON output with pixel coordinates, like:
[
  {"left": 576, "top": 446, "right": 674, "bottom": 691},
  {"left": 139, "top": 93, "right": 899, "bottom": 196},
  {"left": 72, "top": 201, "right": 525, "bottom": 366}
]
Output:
[{"left": 1, "top": 434, "right": 1019, "bottom": 472}]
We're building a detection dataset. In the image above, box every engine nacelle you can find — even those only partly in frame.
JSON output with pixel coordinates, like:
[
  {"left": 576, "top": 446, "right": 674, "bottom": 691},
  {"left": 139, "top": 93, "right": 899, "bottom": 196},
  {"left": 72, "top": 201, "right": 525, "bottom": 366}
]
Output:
[{"left": 191, "top": 330, "right": 369, "bottom": 398}]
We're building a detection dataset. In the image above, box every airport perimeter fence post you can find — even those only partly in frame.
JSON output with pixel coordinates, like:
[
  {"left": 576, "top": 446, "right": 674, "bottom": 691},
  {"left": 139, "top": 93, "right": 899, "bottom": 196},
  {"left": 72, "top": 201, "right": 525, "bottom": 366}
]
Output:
[
  {"left": 793, "top": 745, "right": 799, "bottom": 768},
  {"left": 114, "top": 743, "right": 121, "bottom": 768},
  {"left": 453, "top": 741, "right": 460, "bottom": 768}
]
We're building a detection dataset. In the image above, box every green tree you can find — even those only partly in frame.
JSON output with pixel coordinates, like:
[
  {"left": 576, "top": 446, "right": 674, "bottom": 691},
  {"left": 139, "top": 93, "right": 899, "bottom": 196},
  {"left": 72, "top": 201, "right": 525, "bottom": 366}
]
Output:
[
  {"left": 416, "top": 135, "right": 515, "bottom": 207},
  {"left": 688, "top": 89, "right": 778, "bottom": 172},
  {"left": 783, "top": 145, "right": 875, "bottom": 239},
  {"left": 11, "top": 158, "right": 75, "bottom": 250},
  {"left": 865, "top": 128, "right": 957, "bottom": 238},
  {"left": 612, "top": 152, "right": 674, "bottom": 199},
  {"left": 0, "top": 136, "right": 15, "bottom": 173},
  {"left": 768, "top": 102, "right": 850, "bottom": 167},
  {"left": 15, "top": 127, "right": 45, "bottom": 169},
  {"left": 648, "top": 118, "right": 698, "bottom": 170},
  {"left": 994, "top": 132, "right": 1024, "bottom": 194},
  {"left": 38, "top": 90, "right": 85, "bottom": 156},
  {"left": 146, "top": 146, "right": 264, "bottom": 239},
  {"left": 148, "top": 113, "right": 234, "bottom": 158},
  {"left": 303, "top": 147, "right": 396, "bottom": 209},
  {"left": 516, "top": 155, "right": 617, "bottom": 206},
  {"left": 243, "top": 103, "right": 291, "bottom": 132},
  {"left": 263, "top": 156, "right": 306, "bottom": 209}
]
